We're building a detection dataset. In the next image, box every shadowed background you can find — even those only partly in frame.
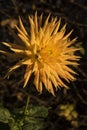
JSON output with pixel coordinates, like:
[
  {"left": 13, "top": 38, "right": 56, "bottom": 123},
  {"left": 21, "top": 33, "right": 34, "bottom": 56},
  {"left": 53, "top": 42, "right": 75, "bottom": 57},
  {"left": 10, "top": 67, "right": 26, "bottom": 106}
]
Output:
[{"left": 0, "top": 0, "right": 87, "bottom": 130}]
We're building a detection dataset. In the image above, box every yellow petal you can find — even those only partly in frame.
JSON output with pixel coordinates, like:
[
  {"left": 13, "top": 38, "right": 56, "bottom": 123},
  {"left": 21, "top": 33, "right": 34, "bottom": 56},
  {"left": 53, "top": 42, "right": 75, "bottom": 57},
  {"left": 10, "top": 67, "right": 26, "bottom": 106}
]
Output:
[
  {"left": 19, "top": 16, "right": 28, "bottom": 36},
  {"left": 23, "top": 66, "right": 32, "bottom": 87}
]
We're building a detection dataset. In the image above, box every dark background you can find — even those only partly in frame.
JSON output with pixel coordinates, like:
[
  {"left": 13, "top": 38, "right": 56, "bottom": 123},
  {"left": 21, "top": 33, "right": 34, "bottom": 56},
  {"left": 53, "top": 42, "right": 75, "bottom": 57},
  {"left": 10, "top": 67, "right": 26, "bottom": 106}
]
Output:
[{"left": 0, "top": 0, "right": 87, "bottom": 130}]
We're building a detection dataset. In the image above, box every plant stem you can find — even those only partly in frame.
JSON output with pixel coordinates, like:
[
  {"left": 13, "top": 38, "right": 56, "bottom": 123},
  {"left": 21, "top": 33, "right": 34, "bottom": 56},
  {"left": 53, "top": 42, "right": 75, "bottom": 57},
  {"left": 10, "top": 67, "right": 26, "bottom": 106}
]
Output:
[
  {"left": 24, "top": 95, "right": 30, "bottom": 115},
  {"left": 18, "top": 95, "right": 30, "bottom": 129}
]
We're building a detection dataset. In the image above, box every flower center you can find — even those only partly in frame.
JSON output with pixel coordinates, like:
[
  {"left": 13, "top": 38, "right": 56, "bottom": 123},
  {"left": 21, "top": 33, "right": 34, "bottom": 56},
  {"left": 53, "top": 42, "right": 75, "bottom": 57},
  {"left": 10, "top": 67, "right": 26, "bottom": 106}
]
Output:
[{"left": 34, "top": 53, "right": 39, "bottom": 59}]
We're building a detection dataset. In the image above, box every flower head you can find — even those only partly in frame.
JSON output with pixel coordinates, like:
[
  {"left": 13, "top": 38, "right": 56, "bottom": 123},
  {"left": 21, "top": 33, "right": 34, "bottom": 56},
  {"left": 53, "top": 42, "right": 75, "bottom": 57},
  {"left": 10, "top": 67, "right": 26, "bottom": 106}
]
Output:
[{"left": 0, "top": 12, "right": 80, "bottom": 95}]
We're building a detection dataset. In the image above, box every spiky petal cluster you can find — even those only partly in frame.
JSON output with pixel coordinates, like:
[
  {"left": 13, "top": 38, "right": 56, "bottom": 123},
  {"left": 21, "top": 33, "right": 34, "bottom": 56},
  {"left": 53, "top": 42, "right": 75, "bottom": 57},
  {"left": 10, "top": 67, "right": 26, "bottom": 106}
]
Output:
[{"left": 0, "top": 12, "right": 80, "bottom": 95}]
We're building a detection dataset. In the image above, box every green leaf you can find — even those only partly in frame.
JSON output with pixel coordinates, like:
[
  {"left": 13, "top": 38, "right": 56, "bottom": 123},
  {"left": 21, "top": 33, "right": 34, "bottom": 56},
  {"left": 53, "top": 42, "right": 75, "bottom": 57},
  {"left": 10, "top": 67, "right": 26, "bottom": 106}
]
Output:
[
  {"left": 22, "top": 104, "right": 49, "bottom": 130},
  {"left": 8, "top": 118, "right": 21, "bottom": 130},
  {"left": 25, "top": 104, "right": 49, "bottom": 118},
  {"left": 22, "top": 120, "right": 43, "bottom": 130},
  {"left": 0, "top": 106, "right": 11, "bottom": 123},
  {"left": 12, "top": 104, "right": 49, "bottom": 130},
  {"left": 0, "top": 105, "right": 21, "bottom": 130}
]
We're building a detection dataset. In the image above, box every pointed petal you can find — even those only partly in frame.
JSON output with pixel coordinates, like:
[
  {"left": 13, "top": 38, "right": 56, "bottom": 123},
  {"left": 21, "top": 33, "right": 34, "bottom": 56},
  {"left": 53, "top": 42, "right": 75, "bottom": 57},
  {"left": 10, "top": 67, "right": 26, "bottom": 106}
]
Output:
[
  {"left": 23, "top": 66, "right": 32, "bottom": 87},
  {"left": 39, "top": 13, "right": 43, "bottom": 28},
  {"left": 34, "top": 12, "right": 38, "bottom": 35},
  {"left": 19, "top": 16, "right": 28, "bottom": 35},
  {"left": 34, "top": 71, "right": 39, "bottom": 91},
  {"left": 43, "top": 13, "right": 51, "bottom": 32},
  {"left": 28, "top": 16, "right": 35, "bottom": 43},
  {"left": 18, "top": 34, "right": 30, "bottom": 47},
  {"left": 47, "top": 78, "right": 55, "bottom": 96},
  {"left": 63, "top": 30, "right": 73, "bottom": 40},
  {"left": 16, "top": 26, "right": 29, "bottom": 41},
  {"left": 53, "top": 18, "right": 61, "bottom": 35}
]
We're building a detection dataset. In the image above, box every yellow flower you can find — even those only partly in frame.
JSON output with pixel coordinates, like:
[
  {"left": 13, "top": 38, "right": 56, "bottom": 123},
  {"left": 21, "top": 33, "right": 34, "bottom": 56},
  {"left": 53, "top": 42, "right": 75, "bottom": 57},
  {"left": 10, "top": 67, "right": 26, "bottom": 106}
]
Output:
[{"left": 0, "top": 12, "right": 80, "bottom": 95}]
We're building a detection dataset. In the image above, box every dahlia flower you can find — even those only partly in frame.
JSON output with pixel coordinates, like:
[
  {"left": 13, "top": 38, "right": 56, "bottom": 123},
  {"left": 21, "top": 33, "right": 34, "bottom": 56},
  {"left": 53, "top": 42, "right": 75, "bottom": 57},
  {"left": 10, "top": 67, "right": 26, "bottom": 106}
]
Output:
[{"left": 0, "top": 12, "right": 80, "bottom": 95}]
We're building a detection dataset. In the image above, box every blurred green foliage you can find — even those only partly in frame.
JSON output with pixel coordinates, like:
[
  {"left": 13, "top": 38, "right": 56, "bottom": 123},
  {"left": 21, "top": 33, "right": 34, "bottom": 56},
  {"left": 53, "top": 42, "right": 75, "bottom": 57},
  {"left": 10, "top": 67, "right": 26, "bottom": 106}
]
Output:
[{"left": 0, "top": 103, "right": 49, "bottom": 130}]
